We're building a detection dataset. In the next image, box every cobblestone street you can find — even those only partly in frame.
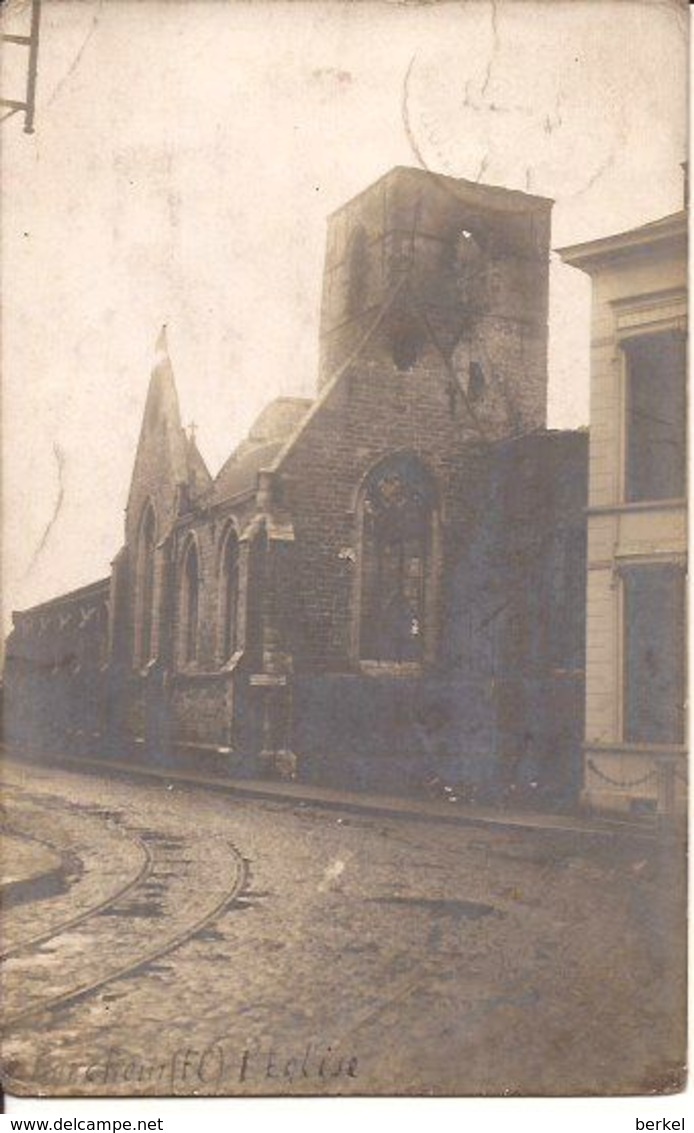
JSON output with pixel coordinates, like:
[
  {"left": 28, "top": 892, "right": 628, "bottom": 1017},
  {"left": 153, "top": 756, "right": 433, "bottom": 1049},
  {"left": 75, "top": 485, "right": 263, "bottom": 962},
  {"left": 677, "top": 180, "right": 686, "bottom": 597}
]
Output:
[{"left": 0, "top": 758, "right": 685, "bottom": 1098}]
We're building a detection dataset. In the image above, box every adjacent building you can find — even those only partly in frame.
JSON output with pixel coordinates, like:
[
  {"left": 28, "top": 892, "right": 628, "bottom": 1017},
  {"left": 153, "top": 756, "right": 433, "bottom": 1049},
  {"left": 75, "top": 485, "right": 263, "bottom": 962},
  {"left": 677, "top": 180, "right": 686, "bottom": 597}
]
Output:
[{"left": 560, "top": 209, "right": 687, "bottom": 815}]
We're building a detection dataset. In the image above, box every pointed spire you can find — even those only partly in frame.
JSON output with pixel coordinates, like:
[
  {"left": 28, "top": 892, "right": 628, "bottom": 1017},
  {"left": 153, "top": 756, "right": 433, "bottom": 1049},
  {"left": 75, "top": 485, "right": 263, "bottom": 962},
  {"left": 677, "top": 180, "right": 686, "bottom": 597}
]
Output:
[
  {"left": 152, "top": 323, "right": 170, "bottom": 374},
  {"left": 136, "top": 323, "right": 188, "bottom": 482},
  {"left": 145, "top": 323, "right": 179, "bottom": 419},
  {"left": 144, "top": 324, "right": 183, "bottom": 439},
  {"left": 127, "top": 323, "right": 211, "bottom": 531}
]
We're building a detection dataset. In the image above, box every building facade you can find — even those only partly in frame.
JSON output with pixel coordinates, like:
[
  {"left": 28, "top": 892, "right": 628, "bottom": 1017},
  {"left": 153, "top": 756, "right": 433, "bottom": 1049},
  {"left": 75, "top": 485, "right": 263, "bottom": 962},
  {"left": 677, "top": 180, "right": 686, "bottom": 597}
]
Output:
[
  {"left": 560, "top": 210, "right": 687, "bottom": 815},
  {"left": 5, "top": 168, "right": 588, "bottom": 802}
]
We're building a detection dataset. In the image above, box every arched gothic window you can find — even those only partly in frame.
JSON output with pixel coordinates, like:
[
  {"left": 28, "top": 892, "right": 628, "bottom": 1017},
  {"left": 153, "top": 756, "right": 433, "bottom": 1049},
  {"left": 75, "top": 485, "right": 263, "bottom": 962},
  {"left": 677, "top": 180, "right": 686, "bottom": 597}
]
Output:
[
  {"left": 180, "top": 540, "right": 200, "bottom": 665},
  {"left": 220, "top": 527, "right": 240, "bottom": 662},
  {"left": 136, "top": 503, "right": 156, "bottom": 666},
  {"left": 358, "top": 454, "right": 437, "bottom": 663}
]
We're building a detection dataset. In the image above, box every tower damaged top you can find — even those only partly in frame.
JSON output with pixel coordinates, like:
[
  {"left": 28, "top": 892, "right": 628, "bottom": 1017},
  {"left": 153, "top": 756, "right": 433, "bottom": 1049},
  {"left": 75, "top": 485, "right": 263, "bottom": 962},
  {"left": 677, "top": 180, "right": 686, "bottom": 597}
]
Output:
[{"left": 318, "top": 167, "right": 553, "bottom": 435}]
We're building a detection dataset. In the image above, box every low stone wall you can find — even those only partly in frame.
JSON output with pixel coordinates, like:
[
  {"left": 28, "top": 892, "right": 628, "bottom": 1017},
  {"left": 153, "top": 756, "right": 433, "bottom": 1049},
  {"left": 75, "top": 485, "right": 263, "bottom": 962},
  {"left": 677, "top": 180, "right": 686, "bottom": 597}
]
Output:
[
  {"left": 4, "top": 662, "right": 584, "bottom": 809},
  {"left": 290, "top": 671, "right": 584, "bottom": 803}
]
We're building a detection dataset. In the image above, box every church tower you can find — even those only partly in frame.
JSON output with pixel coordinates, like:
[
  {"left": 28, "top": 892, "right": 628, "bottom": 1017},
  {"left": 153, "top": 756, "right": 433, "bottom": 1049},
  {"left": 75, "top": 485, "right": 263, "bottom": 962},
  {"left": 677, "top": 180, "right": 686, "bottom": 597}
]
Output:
[{"left": 318, "top": 166, "right": 553, "bottom": 438}]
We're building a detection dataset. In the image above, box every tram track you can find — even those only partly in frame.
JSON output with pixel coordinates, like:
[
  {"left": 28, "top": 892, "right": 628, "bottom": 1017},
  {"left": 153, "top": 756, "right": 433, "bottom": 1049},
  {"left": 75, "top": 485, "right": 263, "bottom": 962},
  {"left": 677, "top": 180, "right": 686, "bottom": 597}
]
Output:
[
  {"left": 1, "top": 781, "right": 153, "bottom": 959},
  {"left": 1, "top": 783, "right": 250, "bottom": 1031},
  {"left": 0, "top": 826, "right": 152, "bottom": 962}
]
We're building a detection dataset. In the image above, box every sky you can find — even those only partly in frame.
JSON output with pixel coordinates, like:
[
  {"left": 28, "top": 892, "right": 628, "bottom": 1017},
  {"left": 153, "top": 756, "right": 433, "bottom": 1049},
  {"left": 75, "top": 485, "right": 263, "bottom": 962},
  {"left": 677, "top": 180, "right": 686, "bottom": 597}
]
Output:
[{"left": 1, "top": 0, "right": 688, "bottom": 630}]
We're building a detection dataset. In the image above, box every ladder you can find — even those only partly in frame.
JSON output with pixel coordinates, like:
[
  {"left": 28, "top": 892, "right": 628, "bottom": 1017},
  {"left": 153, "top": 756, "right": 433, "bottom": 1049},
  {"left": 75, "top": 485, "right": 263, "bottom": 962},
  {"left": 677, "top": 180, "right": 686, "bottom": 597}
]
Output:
[{"left": 1, "top": 0, "right": 41, "bottom": 134}]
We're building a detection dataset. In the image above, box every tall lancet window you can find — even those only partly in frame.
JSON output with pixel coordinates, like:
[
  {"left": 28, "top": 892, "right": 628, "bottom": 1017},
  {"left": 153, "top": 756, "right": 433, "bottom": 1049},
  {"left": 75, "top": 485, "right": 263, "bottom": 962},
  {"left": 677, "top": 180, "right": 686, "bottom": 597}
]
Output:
[
  {"left": 220, "top": 527, "right": 240, "bottom": 662},
  {"left": 180, "top": 539, "right": 200, "bottom": 665},
  {"left": 136, "top": 503, "right": 157, "bottom": 667},
  {"left": 358, "top": 454, "right": 436, "bottom": 664}
]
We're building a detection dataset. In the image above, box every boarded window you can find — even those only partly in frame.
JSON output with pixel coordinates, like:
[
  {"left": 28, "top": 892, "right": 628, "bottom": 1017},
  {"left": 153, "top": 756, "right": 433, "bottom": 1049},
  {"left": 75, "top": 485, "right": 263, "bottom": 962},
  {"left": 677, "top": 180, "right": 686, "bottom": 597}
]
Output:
[
  {"left": 623, "top": 564, "right": 685, "bottom": 744},
  {"left": 359, "top": 454, "right": 435, "bottom": 663},
  {"left": 625, "top": 333, "right": 686, "bottom": 502}
]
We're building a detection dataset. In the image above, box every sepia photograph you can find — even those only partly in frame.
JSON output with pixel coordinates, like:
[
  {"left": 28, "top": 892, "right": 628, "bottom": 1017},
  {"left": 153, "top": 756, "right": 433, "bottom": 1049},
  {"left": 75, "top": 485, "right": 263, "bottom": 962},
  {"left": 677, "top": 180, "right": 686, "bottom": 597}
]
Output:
[{"left": 0, "top": 0, "right": 688, "bottom": 1106}]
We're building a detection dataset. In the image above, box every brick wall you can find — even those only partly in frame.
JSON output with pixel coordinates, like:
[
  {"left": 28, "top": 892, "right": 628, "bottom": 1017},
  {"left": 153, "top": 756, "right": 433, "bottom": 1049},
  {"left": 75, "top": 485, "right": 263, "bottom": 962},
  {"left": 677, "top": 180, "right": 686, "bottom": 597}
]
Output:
[
  {"left": 4, "top": 579, "right": 112, "bottom": 752},
  {"left": 281, "top": 427, "right": 587, "bottom": 799}
]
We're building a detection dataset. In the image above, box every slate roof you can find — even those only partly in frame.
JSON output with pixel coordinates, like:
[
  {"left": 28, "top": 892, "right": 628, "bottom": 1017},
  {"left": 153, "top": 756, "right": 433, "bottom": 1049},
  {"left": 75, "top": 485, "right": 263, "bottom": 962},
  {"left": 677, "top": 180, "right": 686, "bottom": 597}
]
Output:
[{"left": 213, "top": 397, "right": 312, "bottom": 504}]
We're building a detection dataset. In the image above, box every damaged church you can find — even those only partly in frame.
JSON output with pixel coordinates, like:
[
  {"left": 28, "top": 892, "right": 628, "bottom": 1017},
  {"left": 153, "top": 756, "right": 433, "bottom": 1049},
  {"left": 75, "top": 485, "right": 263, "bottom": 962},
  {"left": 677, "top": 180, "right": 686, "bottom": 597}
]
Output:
[{"left": 5, "top": 167, "right": 588, "bottom": 802}]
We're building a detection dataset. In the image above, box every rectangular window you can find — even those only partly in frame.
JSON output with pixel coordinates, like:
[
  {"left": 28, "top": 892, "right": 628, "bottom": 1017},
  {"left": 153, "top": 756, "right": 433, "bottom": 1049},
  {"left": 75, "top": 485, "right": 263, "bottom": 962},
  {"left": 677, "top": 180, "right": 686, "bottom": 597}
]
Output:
[
  {"left": 623, "top": 564, "right": 685, "bottom": 744},
  {"left": 625, "top": 332, "right": 686, "bottom": 502}
]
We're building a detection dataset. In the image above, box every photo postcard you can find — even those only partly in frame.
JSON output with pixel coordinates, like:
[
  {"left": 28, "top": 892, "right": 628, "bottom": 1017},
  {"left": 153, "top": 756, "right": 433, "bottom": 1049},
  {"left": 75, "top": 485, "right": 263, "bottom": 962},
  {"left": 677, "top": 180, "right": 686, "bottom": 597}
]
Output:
[{"left": 0, "top": 0, "right": 688, "bottom": 1103}]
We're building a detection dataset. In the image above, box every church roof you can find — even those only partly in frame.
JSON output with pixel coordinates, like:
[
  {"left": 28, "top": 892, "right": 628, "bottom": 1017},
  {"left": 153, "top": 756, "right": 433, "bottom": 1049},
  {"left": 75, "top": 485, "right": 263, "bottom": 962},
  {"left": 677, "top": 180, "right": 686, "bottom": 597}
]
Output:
[
  {"left": 13, "top": 576, "right": 111, "bottom": 620},
  {"left": 247, "top": 397, "right": 313, "bottom": 443},
  {"left": 213, "top": 397, "right": 312, "bottom": 504},
  {"left": 213, "top": 439, "right": 286, "bottom": 502}
]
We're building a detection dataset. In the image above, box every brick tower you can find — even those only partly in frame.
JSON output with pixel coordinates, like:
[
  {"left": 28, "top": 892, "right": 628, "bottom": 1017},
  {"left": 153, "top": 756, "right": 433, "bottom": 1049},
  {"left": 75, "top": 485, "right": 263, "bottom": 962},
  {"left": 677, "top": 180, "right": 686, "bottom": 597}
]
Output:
[{"left": 318, "top": 166, "right": 553, "bottom": 438}]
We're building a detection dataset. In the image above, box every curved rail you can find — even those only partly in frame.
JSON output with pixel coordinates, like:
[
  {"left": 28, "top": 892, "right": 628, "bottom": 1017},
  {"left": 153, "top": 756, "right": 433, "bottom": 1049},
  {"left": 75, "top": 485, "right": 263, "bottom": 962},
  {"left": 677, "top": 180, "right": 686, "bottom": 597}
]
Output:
[
  {"left": 1, "top": 826, "right": 152, "bottom": 961},
  {"left": 4, "top": 845, "right": 248, "bottom": 1030},
  {"left": 2, "top": 784, "right": 250, "bottom": 1031}
]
